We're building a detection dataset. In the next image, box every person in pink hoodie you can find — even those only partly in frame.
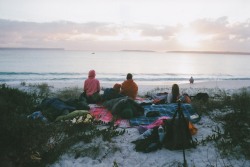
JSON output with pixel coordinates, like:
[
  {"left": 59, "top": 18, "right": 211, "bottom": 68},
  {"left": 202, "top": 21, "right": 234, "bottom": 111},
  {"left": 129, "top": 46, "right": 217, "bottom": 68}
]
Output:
[{"left": 83, "top": 70, "right": 101, "bottom": 103}]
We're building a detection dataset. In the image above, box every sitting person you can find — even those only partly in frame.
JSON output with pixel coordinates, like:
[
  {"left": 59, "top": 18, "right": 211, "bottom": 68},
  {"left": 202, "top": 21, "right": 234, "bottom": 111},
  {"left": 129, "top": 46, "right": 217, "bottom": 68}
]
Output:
[
  {"left": 167, "top": 84, "right": 191, "bottom": 103},
  {"left": 189, "top": 76, "right": 194, "bottom": 84},
  {"left": 120, "top": 73, "right": 138, "bottom": 99},
  {"left": 102, "top": 83, "right": 124, "bottom": 101},
  {"left": 83, "top": 69, "right": 101, "bottom": 103}
]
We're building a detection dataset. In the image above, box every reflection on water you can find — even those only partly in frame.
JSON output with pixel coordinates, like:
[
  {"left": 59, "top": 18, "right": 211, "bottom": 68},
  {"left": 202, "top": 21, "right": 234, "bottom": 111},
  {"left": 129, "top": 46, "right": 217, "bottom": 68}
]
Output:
[{"left": 1, "top": 50, "right": 250, "bottom": 85}]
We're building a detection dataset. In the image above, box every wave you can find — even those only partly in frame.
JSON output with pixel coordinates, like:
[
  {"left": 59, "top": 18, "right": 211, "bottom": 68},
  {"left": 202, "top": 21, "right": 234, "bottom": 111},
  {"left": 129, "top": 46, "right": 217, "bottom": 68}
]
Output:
[
  {"left": 0, "top": 72, "right": 83, "bottom": 76},
  {"left": 1, "top": 71, "right": 250, "bottom": 83}
]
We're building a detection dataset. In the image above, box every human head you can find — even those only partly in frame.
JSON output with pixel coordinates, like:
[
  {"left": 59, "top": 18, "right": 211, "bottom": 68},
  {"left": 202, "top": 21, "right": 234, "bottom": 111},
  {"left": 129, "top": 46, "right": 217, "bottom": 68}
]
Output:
[
  {"left": 113, "top": 83, "right": 121, "bottom": 92},
  {"left": 126, "top": 73, "right": 133, "bottom": 80},
  {"left": 88, "top": 70, "right": 96, "bottom": 78},
  {"left": 172, "top": 84, "right": 180, "bottom": 102}
]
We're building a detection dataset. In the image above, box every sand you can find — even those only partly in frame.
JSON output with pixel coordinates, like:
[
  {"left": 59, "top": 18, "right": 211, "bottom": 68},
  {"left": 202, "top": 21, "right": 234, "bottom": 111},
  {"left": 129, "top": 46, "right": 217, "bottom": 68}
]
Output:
[
  {"left": 5, "top": 79, "right": 250, "bottom": 167},
  {"left": 49, "top": 79, "right": 250, "bottom": 167}
]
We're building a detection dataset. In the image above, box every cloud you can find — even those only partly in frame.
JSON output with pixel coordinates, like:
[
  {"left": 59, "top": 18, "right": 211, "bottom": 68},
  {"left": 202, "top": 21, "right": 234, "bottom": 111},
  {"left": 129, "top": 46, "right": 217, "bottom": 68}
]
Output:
[{"left": 0, "top": 18, "right": 250, "bottom": 52}]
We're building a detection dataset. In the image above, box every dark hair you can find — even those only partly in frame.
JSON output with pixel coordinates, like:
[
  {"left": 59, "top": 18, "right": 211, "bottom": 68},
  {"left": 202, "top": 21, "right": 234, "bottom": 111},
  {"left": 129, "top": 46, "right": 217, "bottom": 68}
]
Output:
[
  {"left": 126, "top": 73, "right": 133, "bottom": 80},
  {"left": 172, "top": 84, "right": 180, "bottom": 102}
]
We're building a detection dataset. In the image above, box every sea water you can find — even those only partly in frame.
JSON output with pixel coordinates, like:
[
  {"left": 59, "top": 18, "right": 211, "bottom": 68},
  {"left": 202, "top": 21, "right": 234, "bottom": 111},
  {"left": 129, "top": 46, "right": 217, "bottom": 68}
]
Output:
[{"left": 1, "top": 49, "right": 250, "bottom": 87}]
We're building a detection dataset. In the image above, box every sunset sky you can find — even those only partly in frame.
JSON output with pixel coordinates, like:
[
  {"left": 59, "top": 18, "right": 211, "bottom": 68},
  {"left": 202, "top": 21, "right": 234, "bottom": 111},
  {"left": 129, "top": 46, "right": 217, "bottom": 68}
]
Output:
[{"left": 0, "top": 0, "right": 250, "bottom": 52}]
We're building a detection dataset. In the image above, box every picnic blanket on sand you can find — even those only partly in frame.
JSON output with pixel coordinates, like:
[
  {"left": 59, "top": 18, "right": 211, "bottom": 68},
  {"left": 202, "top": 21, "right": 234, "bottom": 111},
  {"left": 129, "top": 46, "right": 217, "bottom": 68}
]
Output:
[
  {"left": 89, "top": 107, "right": 130, "bottom": 128},
  {"left": 130, "top": 103, "right": 200, "bottom": 126}
]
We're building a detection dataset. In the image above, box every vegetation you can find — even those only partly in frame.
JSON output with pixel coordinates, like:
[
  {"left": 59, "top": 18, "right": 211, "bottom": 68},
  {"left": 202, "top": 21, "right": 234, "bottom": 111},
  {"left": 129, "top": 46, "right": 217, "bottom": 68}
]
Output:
[
  {"left": 215, "top": 88, "right": 250, "bottom": 159},
  {"left": 192, "top": 88, "right": 250, "bottom": 160},
  {"left": 0, "top": 85, "right": 125, "bottom": 167},
  {"left": 1, "top": 83, "right": 249, "bottom": 167}
]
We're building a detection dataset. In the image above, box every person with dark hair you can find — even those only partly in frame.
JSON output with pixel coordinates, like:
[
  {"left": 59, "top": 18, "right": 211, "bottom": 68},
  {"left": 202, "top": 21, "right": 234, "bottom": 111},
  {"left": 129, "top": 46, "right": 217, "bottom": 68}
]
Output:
[
  {"left": 167, "top": 84, "right": 191, "bottom": 103},
  {"left": 102, "top": 83, "right": 123, "bottom": 101},
  {"left": 189, "top": 76, "right": 194, "bottom": 84},
  {"left": 120, "top": 73, "right": 138, "bottom": 99},
  {"left": 83, "top": 69, "right": 101, "bottom": 103}
]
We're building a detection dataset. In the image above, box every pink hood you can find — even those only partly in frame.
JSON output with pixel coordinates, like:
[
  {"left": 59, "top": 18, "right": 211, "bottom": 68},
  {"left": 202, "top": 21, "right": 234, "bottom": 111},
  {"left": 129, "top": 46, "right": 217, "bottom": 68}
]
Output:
[{"left": 88, "top": 70, "right": 96, "bottom": 79}]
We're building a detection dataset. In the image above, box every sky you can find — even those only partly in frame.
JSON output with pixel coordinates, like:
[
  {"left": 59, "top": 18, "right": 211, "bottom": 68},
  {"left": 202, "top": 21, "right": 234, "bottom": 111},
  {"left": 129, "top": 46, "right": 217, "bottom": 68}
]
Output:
[{"left": 0, "top": 0, "right": 250, "bottom": 52}]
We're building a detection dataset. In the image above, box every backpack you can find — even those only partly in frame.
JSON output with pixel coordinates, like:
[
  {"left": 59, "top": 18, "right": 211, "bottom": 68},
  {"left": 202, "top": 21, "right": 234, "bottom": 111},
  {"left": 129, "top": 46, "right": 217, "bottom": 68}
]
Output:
[
  {"left": 163, "top": 102, "right": 195, "bottom": 150},
  {"left": 194, "top": 93, "right": 209, "bottom": 102},
  {"left": 132, "top": 127, "right": 161, "bottom": 153}
]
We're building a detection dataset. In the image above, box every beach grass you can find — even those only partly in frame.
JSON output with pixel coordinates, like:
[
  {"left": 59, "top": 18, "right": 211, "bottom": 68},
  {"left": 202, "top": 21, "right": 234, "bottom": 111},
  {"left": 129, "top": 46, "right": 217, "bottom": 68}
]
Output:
[
  {"left": 0, "top": 83, "right": 249, "bottom": 166},
  {"left": 215, "top": 88, "right": 250, "bottom": 159},
  {"left": 0, "top": 85, "right": 125, "bottom": 167}
]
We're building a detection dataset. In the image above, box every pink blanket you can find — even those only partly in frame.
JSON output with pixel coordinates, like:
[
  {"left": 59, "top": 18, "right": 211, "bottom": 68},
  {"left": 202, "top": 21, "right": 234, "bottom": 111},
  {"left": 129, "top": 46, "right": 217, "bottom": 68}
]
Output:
[{"left": 89, "top": 107, "right": 130, "bottom": 128}]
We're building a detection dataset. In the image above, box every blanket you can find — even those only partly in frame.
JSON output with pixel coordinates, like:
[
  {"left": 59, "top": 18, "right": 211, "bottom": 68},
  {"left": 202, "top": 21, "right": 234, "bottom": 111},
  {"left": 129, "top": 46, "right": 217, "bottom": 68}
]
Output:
[
  {"left": 55, "top": 110, "right": 92, "bottom": 123},
  {"left": 89, "top": 107, "right": 130, "bottom": 128},
  {"left": 130, "top": 103, "right": 200, "bottom": 126}
]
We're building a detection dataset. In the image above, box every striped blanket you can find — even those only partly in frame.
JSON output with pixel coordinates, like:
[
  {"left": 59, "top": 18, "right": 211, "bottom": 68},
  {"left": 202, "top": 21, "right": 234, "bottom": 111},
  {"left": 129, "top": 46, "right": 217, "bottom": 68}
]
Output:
[{"left": 129, "top": 103, "right": 200, "bottom": 126}]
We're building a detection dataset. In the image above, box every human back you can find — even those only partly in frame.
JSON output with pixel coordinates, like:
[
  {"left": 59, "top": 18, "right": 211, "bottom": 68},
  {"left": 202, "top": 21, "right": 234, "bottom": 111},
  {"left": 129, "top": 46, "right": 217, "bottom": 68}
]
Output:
[
  {"left": 167, "top": 84, "right": 191, "bottom": 103},
  {"left": 120, "top": 73, "right": 138, "bottom": 99},
  {"left": 83, "top": 70, "right": 101, "bottom": 103},
  {"left": 102, "top": 83, "right": 123, "bottom": 101}
]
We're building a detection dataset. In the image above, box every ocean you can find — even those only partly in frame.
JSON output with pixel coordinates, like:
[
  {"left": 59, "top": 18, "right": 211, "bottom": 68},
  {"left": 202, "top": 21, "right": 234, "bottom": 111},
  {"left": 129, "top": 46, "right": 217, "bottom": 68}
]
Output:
[{"left": 1, "top": 49, "right": 250, "bottom": 87}]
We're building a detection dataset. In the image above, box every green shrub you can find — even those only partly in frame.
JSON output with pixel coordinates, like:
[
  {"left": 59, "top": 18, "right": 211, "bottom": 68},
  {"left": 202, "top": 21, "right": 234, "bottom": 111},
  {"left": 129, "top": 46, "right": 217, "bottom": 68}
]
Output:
[
  {"left": 191, "top": 89, "right": 250, "bottom": 159},
  {"left": 0, "top": 86, "right": 125, "bottom": 166},
  {"left": 215, "top": 89, "right": 250, "bottom": 159},
  {"left": 55, "top": 86, "right": 82, "bottom": 101},
  {"left": 0, "top": 86, "right": 49, "bottom": 166}
]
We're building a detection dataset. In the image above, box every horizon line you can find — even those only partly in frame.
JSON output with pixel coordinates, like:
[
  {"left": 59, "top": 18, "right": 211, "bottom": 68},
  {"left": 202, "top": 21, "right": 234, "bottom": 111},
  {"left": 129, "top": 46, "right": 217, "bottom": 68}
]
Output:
[{"left": 1, "top": 47, "right": 250, "bottom": 55}]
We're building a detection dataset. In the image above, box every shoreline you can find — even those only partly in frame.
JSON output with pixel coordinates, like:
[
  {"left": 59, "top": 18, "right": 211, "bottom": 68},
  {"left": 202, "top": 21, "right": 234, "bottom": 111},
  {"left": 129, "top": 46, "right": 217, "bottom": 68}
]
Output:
[{"left": 4, "top": 79, "right": 250, "bottom": 96}]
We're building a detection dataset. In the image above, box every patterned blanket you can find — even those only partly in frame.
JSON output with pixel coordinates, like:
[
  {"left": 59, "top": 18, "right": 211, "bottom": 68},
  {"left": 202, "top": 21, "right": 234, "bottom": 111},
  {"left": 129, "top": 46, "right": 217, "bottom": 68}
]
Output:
[
  {"left": 89, "top": 107, "right": 130, "bottom": 128},
  {"left": 129, "top": 103, "right": 200, "bottom": 126},
  {"left": 89, "top": 103, "right": 200, "bottom": 128}
]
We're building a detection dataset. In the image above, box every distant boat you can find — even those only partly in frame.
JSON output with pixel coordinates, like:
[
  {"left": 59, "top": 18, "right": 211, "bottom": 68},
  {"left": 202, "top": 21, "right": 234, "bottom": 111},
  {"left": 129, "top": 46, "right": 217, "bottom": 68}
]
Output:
[{"left": 91, "top": 52, "right": 95, "bottom": 54}]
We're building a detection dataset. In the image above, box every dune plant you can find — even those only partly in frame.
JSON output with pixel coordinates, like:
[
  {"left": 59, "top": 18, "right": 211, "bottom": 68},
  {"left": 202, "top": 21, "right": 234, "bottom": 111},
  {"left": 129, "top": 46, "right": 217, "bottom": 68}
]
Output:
[
  {"left": 190, "top": 88, "right": 250, "bottom": 160},
  {"left": 55, "top": 86, "right": 82, "bottom": 101},
  {"left": 198, "top": 88, "right": 250, "bottom": 159},
  {"left": 0, "top": 86, "right": 125, "bottom": 167},
  {"left": 217, "top": 88, "right": 250, "bottom": 159}
]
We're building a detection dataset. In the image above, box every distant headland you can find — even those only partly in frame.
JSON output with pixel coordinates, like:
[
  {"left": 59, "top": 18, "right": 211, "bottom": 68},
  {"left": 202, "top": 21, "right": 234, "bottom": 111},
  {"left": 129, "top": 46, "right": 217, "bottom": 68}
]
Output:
[
  {"left": 167, "top": 50, "right": 250, "bottom": 55},
  {"left": 120, "top": 50, "right": 250, "bottom": 55},
  {"left": 0, "top": 47, "right": 64, "bottom": 50}
]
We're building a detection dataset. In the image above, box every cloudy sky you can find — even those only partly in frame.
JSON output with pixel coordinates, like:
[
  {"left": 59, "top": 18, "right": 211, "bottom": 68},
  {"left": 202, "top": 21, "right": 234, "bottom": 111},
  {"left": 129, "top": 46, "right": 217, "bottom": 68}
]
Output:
[{"left": 0, "top": 0, "right": 250, "bottom": 52}]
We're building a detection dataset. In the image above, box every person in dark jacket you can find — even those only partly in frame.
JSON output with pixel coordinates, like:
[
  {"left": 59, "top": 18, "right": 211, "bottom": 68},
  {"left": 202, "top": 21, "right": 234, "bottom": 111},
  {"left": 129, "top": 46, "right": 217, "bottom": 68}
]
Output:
[
  {"left": 189, "top": 76, "right": 194, "bottom": 84},
  {"left": 102, "top": 83, "right": 123, "bottom": 101}
]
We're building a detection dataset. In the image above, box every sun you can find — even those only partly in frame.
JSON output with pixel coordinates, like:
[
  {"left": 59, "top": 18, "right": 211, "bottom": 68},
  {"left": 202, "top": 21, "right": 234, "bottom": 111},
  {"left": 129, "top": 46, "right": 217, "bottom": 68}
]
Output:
[{"left": 176, "top": 30, "right": 202, "bottom": 48}]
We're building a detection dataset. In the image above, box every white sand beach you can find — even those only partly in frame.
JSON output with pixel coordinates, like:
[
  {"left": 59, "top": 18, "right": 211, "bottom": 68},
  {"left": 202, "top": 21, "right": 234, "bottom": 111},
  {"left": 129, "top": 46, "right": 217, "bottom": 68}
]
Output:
[
  {"left": 2, "top": 0, "right": 250, "bottom": 166},
  {"left": 36, "top": 79, "right": 249, "bottom": 167},
  {"left": 3, "top": 79, "right": 250, "bottom": 167},
  {"left": 9, "top": 79, "right": 250, "bottom": 96}
]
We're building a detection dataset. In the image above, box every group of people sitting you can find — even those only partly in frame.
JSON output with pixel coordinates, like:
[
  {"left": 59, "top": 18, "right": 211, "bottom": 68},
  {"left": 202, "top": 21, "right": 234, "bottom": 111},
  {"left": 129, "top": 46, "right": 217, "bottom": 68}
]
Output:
[
  {"left": 28, "top": 70, "right": 193, "bottom": 121},
  {"left": 83, "top": 69, "right": 191, "bottom": 105},
  {"left": 83, "top": 70, "right": 139, "bottom": 103}
]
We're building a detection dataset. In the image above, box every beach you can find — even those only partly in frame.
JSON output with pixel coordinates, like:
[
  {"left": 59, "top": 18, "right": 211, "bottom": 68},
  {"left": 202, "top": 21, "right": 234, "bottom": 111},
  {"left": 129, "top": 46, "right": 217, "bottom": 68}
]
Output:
[
  {"left": 3, "top": 78, "right": 250, "bottom": 167},
  {"left": 2, "top": 0, "right": 250, "bottom": 166},
  {"left": 9, "top": 79, "right": 250, "bottom": 97},
  {"left": 47, "top": 79, "right": 250, "bottom": 167}
]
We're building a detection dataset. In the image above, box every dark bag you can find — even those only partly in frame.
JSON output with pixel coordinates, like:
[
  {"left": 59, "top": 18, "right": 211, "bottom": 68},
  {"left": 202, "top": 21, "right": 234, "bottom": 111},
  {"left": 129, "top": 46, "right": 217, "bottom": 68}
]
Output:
[
  {"left": 194, "top": 93, "right": 209, "bottom": 102},
  {"left": 132, "top": 127, "right": 161, "bottom": 153},
  {"left": 163, "top": 102, "right": 195, "bottom": 150},
  {"left": 81, "top": 92, "right": 101, "bottom": 104}
]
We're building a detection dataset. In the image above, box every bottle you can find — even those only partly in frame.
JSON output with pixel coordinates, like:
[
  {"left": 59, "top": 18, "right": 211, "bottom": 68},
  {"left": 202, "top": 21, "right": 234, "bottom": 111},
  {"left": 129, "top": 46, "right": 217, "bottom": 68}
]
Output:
[
  {"left": 143, "top": 128, "right": 153, "bottom": 138},
  {"left": 158, "top": 125, "right": 165, "bottom": 143},
  {"left": 137, "top": 128, "right": 153, "bottom": 140}
]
